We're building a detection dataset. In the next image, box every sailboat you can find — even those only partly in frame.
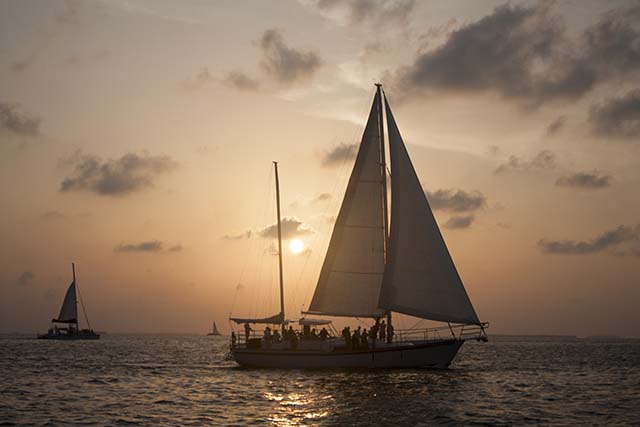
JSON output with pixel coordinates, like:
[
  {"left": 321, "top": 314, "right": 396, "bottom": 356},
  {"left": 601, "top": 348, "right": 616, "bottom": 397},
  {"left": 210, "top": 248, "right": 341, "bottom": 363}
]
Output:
[
  {"left": 229, "top": 84, "right": 487, "bottom": 368},
  {"left": 38, "top": 263, "right": 100, "bottom": 340},
  {"left": 208, "top": 321, "right": 221, "bottom": 336}
]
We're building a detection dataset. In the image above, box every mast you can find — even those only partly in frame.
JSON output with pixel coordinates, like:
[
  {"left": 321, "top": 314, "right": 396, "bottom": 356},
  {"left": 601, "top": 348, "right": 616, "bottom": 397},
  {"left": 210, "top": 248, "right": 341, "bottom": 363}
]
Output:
[
  {"left": 273, "top": 162, "right": 286, "bottom": 332},
  {"left": 376, "top": 83, "right": 392, "bottom": 334},
  {"left": 74, "top": 263, "right": 92, "bottom": 331}
]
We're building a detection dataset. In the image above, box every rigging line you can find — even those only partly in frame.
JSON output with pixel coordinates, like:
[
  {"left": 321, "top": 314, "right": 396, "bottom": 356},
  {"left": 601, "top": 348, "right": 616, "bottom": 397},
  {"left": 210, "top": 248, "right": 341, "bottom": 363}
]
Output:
[
  {"left": 296, "top": 88, "right": 376, "bottom": 309},
  {"left": 74, "top": 267, "right": 92, "bottom": 330},
  {"left": 230, "top": 165, "right": 274, "bottom": 316}
]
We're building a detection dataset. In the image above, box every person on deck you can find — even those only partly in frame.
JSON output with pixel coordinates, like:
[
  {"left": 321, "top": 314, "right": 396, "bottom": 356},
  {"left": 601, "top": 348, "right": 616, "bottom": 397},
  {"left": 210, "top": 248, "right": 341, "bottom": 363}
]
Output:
[
  {"left": 264, "top": 326, "right": 272, "bottom": 342},
  {"left": 303, "top": 324, "right": 311, "bottom": 339},
  {"left": 311, "top": 328, "right": 318, "bottom": 340},
  {"left": 231, "top": 332, "right": 237, "bottom": 348},
  {"left": 380, "top": 320, "right": 386, "bottom": 341},
  {"left": 273, "top": 329, "right": 281, "bottom": 342},
  {"left": 352, "top": 328, "right": 360, "bottom": 350},
  {"left": 387, "top": 323, "right": 394, "bottom": 343},
  {"left": 343, "top": 327, "right": 351, "bottom": 349},
  {"left": 371, "top": 320, "right": 379, "bottom": 343},
  {"left": 244, "top": 323, "right": 251, "bottom": 341},
  {"left": 319, "top": 327, "right": 329, "bottom": 340},
  {"left": 361, "top": 329, "right": 369, "bottom": 349}
]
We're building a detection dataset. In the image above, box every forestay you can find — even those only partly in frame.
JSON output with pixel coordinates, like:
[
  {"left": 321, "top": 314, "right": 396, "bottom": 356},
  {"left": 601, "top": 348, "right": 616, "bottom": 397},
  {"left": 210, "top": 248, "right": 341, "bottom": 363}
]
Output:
[
  {"left": 55, "top": 281, "right": 78, "bottom": 323},
  {"left": 307, "top": 91, "right": 387, "bottom": 317},
  {"left": 378, "top": 94, "right": 481, "bottom": 325}
]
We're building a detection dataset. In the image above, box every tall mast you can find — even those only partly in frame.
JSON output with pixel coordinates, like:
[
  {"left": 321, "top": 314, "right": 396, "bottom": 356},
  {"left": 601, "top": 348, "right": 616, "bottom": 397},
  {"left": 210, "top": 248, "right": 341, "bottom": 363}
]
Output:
[
  {"left": 375, "top": 83, "right": 392, "bottom": 335},
  {"left": 273, "top": 161, "right": 286, "bottom": 332}
]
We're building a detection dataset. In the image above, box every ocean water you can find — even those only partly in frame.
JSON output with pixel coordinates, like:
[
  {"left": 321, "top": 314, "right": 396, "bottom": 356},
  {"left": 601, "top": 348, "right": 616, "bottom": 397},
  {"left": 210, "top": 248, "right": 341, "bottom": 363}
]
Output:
[{"left": 1, "top": 334, "right": 639, "bottom": 426}]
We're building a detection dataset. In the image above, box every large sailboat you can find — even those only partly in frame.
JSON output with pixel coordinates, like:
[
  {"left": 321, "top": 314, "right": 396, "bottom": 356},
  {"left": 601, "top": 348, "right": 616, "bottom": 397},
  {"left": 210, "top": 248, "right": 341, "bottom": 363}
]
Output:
[
  {"left": 38, "top": 263, "right": 100, "bottom": 340},
  {"left": 229, "top": 84, "right": 487, "bottom": 368}
]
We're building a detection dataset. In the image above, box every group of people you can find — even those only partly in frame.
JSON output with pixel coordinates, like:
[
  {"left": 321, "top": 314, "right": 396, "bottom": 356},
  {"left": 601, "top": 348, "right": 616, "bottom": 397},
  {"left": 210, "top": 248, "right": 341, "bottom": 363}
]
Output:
[
  {"left": 340, "top": 319, "right": 394, "bottom": 350},
  {"left": 231, "top": 319, "right": 393, "bottom": 351}
]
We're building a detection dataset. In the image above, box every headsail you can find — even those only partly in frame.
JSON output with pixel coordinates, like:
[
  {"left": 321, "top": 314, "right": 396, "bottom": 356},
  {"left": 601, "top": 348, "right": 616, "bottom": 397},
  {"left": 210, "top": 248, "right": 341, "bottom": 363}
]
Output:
[
  {"left": 54, "top": 281, "right": 78, "bottom": 323},
  {"left": 307, "top": 90, "right": 387, "bottom": 317},
  {"left": 378, "top": 94, "right": 481, "bottom": 325}
]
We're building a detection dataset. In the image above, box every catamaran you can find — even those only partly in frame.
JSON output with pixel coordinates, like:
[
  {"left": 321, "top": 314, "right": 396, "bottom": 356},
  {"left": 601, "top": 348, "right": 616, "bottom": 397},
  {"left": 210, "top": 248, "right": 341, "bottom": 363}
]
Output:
[
  {"left": 38, "top": 263, "right": 99, "bottom": 340},
  {"left": 208, "top": 321, "right": 221, "bottom": 336},
  {"left": 229, "top": 84, "right": 487, "bottom": 368}
]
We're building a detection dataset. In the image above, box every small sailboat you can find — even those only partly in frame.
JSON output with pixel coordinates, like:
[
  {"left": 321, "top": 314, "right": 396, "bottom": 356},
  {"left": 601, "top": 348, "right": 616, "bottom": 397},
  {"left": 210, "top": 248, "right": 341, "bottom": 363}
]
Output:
[
  {"left": 229, "top": 84, "right": 487, "bottom": 368},
  {"left": 207, "top": 321, "right": 221, "bottom": 336},
  {"left": 38, "top": 263, "right": 100, "bottom": 340}
]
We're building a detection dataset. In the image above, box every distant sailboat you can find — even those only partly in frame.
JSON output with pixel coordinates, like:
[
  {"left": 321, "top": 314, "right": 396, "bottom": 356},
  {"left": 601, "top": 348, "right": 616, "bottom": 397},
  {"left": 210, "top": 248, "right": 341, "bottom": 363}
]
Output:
[
  {"left": 207, "top": 321, "right": 221, "bottom": 336},
  {"left": 229, "top": 84, "right": 487, "bottom": 368},
  {"left": 38, "top": 263, "right": 100, "bottom": 340}
]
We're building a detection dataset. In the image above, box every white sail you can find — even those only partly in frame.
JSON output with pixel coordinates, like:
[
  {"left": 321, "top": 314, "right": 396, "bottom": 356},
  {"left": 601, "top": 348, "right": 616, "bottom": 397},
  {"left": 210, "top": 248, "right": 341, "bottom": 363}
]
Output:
[
  {"left": 379, "top": 94, "right": 481, "bottom": 325},
  {"left": 212, "top": 322, "right": 220, "bottom": 334},
  {"left": 55, "top": 281, "right": 78, "bottom": 323},
  {"left": 307, "top": 91, "right": 387, "bottom": 317}
]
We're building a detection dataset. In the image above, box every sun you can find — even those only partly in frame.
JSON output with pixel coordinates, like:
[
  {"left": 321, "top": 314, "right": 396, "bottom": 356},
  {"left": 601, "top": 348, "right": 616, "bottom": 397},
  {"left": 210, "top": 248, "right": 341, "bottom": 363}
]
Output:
[{"left": 289, "top": 239, "right": 304, "bottom": 254}]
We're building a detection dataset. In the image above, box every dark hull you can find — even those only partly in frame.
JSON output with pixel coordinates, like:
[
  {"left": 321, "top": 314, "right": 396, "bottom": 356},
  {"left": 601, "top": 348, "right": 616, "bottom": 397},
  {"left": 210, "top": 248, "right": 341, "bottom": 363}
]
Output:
[
  {"left": 232, "top": 339, "right": 464, "bottom": 369},
  {"left": 37, "top": 332, "right": 100, "bottom": 340}
]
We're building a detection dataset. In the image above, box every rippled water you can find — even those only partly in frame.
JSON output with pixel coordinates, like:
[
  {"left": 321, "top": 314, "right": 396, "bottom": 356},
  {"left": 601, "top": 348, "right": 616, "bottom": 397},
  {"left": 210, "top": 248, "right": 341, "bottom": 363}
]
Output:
[{"left": 1, "top": 334, "right": 639, "bottom": 426}]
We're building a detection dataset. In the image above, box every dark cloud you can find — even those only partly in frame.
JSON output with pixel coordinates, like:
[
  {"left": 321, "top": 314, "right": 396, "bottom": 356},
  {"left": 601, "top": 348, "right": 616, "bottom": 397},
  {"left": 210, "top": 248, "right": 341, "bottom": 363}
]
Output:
[
  {"left": 16, "top": 271, "right": 35, "bottom": 287},
  {"left": 494, "top": 150, "right": 555, "bottom": 174},
  {"left": 258, "top": 217, "right": 314, "bottom": 239},
  {"left": 221, "top": 230, "right": 252, "bottom": 240},
  {"left": 555, "top": 171, "right": 611, "bottom": 189},
  {"left": 259, "top": 29, "right": 322, "bottom": 84},
  {"left": 394, "top": 3, "right": 640, "bottom": 105},
  {"left": 60, "top": 151, "right": 177, "bottom": 196},
  {"left": 427, "top": 189, "right": 486, "bottom": 213},
  {"left": 168, "top": 244, "right": 183, "bottom": 252},
  {"left": 322, "top": 143, "right": 358, "bottom": 167},
  {"left": 546, "top": 116, "right": 567, "bottom": 136},
  {"left": 444, "top": 215, "right": 475, "bottom": 229},
  {"left": 114, "top": 240, "right": 163, "bottom": 253},
  {"left": 313, "top": 0, "right": 415, "bottom": 27},
  {"left": 538, "top": 225, "right": 639, "bottom": 255},
  {"left": 0, "top": 102, "right": 40, "bottom": 136},
  {"left": 589, "top": 89, "right": 640, "bottom": 139},
  {"left": 224, "top": 70, "right": 260, "bottom": 91},
  {"left": 183, "top": 68, "right": 215, "bottom": 91},
  {"left": 313, "top": 193, "right": 332, "bottom": 203}
]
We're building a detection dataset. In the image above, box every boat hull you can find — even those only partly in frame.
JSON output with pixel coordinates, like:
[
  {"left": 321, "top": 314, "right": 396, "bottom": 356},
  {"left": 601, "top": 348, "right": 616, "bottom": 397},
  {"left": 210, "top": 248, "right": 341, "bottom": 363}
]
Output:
[
  {"left": 231, "top": 339, "right": 464, "bottom": 369},
  {"left": 37, "top": 332, "right": 100, "bottom": 340}
]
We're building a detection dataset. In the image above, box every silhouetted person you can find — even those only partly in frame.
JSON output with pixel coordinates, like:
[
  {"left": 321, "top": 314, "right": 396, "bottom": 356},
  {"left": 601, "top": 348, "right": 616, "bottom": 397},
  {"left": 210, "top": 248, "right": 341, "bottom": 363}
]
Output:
[
  {"left": 303, "top": 324, "right": 311, "bottom": 339},
  {"left": 311, "top": 328, "right": 318, "bottom": 340},
  {"left": 273, "top": 329, "right": 281, "bottom": 342},
  {"left": 320, "top": 327, "right": 329, "bottom": 340},
  {"left": 352, "top": 328, "right": 360, "bottom": 350},
  {"left": 343, "top": 327, "right": 351, "bottom": 349},
  {"left": 361, "top": 329, "right": 369, "bottom": 349},
  {"left": 387, "top": 323, "right": 394, "bottom": 343},
  {"left": 244, "top": 323, "right": 251, "bottom": 341},
  {"left": 231, "top": 332, "right": 237, "bottom": 347}
]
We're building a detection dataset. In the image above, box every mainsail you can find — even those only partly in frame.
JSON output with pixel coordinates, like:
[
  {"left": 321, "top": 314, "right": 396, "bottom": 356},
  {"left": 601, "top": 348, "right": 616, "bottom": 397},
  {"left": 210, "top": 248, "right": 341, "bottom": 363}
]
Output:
[
  {"left": 307, "top": 90, "right": 387, "bottom": 317},
  {"left": 378, "top": 94, "right": 481, "bottom": 325},
  {"left": 54, "top": 281, "right": 78, "bottom": 324}
]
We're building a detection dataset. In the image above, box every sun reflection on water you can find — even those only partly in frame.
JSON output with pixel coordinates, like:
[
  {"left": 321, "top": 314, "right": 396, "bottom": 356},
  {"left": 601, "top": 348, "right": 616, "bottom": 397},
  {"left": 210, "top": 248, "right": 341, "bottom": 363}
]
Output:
[{"left": 265, "top": 391, "right": 330, "bottom": 426}]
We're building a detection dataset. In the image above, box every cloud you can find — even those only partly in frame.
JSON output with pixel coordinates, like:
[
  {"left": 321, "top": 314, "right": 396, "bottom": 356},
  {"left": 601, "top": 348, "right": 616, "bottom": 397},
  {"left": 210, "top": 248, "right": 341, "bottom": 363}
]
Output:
[
  {"left": 546, "top": 116, "right": 567, "bottom": 136},
  {"left": 494, "top": 150, "right": 555, "bottom": 174},
  {"left": 394, "top": 3, "right": 640, "bottom": 106},
  {"left": 224, "top": 70, "right": 260, "bottom": 91},
  {"left": 427, "top": 189, "right": 486, "bottom": 213},
  {"left": 183, "top": 68, "right": 215, "bottom": 91},
  {"left": 16, "top": 271, "right": 35, "bottom": 287},
  {"left": 310, "top": 0, "right": 415, "bottom": 28},
  {"left": 322, "top": 143, "right": 358, "bottom": 167},
  {"left": 589, "top": 89, "right": 640, "bottom": 139},
  {"left": 555, "top": 171, "right": 611, "bottom": 189},
  {"left": 259, "top": 29, "right": 322, "bottom": 84},
  {"left": 538, "top": 225, "right": 639, "bottom": 255},
  {"left": 60, "top": 151, "right": 177, "bottom": 196},
  {"left": 221, "top": 230, "right": 252, "bottom": 240},
  {"left": 258, "top": 217, "right": 314, "bottom": 239},
  {"left": 0, "top": 102, "right": 40, "bottom": 136},
  {"left": 168, "top": 244, "right": 183, "bottom": 252},
  {"left": 114, "top": 240, "right": 163, "bottom": 253},
  {"left": 444, "top": 215, "right": 474, "bottom": 229}
]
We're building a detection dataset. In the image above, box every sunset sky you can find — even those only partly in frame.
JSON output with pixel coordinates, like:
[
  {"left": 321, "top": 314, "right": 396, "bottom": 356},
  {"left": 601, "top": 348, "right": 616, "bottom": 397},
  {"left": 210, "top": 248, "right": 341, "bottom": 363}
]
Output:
[{"left": 1, "top": 0, "right": 639, "bottom": 337}]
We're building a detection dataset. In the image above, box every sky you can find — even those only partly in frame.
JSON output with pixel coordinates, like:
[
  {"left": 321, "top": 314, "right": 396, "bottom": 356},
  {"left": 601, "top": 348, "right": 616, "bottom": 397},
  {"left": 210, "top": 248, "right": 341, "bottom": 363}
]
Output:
[{"left": 1, "top": 0, "right": 639, "bottom": 337}]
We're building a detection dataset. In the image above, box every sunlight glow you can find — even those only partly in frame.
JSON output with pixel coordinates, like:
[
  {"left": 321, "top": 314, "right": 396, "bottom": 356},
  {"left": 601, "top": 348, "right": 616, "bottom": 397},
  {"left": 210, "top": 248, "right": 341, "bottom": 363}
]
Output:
[{"left": 289, "top": 239, "right": 304, "bottom": 254}]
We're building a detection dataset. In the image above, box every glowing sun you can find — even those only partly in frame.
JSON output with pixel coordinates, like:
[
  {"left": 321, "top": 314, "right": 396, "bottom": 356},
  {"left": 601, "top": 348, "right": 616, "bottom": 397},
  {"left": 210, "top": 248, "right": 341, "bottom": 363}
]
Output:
[{"left": 289, "top": 239, "right": 304, "bottom": 254}]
